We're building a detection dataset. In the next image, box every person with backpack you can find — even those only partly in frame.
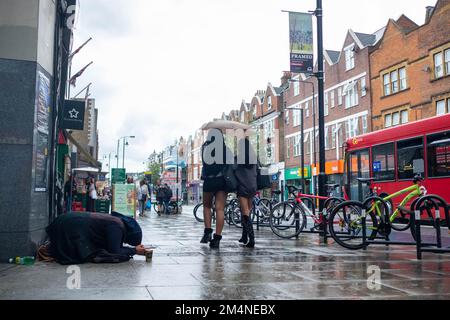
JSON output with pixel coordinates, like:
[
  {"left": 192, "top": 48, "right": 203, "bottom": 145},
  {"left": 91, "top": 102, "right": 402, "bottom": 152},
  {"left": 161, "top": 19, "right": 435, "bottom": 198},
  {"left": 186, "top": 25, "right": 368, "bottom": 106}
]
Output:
[
  {"left": 137, "top": 180, "right": 149, "bottom": 218},
  {"left": 163, "top": 183, "right": 172, "bottom": 214}
]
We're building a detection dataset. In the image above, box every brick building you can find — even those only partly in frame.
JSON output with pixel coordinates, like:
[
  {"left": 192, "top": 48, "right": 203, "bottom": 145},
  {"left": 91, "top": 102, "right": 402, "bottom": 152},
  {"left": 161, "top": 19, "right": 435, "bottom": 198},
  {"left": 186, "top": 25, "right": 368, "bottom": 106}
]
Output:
[
  {"left": 284, "top": 28, "right": 383, "bottom": 194},
  {"left": 370, "top": 0, "right": 450, "bottom": 130}
]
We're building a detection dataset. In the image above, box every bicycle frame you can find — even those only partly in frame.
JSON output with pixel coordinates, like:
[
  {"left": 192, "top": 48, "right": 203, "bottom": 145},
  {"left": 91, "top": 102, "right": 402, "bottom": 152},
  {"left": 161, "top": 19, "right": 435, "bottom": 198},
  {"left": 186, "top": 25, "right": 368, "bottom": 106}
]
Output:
[{"left": 368, "top": 183, "right": 423, "bottom": 223}]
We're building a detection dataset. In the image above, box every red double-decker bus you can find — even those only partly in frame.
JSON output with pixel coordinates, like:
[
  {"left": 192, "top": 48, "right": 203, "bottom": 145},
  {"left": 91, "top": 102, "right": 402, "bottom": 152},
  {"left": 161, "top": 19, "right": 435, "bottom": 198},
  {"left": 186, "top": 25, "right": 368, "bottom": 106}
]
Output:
[{"left": 343, "top": 113, "right": 450, "bottom": 205}]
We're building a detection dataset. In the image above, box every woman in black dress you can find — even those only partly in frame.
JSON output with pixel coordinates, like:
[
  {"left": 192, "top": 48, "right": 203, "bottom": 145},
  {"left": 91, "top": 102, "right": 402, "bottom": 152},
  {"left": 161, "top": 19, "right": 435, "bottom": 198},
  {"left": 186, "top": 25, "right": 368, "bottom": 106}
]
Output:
[
  {"left": 200, "top": 129, "right": 231, "bottom": 249},
  {"left": 235, "top": 136, "right": 258, "bottom": 248}
]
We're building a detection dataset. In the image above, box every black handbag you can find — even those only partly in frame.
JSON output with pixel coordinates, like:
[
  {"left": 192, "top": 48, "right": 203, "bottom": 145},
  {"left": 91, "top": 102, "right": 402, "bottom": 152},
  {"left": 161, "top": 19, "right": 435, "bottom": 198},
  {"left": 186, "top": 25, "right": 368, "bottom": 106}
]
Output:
[
  {"left": 257, "top": 165, "right": 271, "bottom": 190},
  {"left": 222, "top": 164, "right": 238, "bottom": 192}
]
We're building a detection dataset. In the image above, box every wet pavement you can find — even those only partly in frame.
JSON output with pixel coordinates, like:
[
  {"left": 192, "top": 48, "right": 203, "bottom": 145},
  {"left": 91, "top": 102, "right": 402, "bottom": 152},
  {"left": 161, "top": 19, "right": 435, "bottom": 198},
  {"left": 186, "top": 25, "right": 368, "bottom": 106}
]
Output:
[{"left": 0, "top": 205, "right": 449, "bottom": 300}]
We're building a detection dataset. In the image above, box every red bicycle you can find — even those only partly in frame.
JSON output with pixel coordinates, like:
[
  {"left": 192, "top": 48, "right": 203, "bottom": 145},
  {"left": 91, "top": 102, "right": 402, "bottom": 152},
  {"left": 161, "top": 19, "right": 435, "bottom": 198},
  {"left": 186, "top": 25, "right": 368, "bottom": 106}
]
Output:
[{"left": 269, "top": 184, "right": 346, "bottom": 239}]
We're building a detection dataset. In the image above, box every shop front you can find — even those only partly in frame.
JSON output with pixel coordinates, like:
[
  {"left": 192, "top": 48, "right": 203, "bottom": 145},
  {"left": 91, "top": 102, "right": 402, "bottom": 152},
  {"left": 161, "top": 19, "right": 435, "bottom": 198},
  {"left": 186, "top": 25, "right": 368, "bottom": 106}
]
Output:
[
  {"left": 311, "top": 160, "right": 345, "bottom": 196},
  {"left": 284, "top": 166, "right": 312, "bottom": 198},
  {"left": 187, "top": 180, "right": 202, "bottom": 205}
]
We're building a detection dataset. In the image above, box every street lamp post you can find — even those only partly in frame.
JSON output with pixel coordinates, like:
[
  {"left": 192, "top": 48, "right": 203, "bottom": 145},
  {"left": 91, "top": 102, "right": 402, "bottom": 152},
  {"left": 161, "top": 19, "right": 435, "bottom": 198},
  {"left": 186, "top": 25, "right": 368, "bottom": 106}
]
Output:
[{"left": 116, "top": 136, "right": 135, "bottom": 169}]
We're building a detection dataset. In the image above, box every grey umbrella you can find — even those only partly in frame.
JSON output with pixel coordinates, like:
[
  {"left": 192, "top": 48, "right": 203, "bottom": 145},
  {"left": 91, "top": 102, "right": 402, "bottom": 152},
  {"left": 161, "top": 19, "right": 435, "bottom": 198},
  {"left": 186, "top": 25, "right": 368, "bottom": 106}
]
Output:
[{"left": 201, "top": 120, "right": 251, "bottom": 131}]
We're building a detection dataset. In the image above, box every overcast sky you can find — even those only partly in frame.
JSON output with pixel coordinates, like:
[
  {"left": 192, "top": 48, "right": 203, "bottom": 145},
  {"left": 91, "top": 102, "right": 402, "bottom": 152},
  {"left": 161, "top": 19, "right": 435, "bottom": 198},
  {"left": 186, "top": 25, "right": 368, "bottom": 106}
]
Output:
[{"left": 70, "top": 0, "right": 436, "bottom": 173}]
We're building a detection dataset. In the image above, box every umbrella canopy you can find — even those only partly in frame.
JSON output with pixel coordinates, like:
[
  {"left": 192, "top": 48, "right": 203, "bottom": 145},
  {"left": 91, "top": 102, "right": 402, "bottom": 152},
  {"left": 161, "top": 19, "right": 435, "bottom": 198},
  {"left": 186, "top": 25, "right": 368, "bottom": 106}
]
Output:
[{"left": 201, "top": 120, "right": 251, "bottom": 131}]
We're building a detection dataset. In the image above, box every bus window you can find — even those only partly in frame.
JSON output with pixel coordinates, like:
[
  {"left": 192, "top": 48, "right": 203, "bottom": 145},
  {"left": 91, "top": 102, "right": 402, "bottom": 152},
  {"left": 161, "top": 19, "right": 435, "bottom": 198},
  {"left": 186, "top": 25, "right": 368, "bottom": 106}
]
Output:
[
  {"left": 397, "top": 137, "right": 424, "bottom": 180},
  {"left": 372, "top": 143, "right": 395, "bottom": 181},
  {"left": 348, "top": 149, "right": 370, "bottom": 201},
  {"left": 427, "top": 131, "right": 450, "bottom": 178}
]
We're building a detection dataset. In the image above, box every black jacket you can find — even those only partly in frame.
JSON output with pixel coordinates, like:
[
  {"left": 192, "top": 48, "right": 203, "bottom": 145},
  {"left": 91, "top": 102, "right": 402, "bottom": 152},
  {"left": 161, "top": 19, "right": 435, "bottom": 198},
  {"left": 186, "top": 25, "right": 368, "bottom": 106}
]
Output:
[{"left": 235, "top": 138, "right": 258, "bottom": 198}]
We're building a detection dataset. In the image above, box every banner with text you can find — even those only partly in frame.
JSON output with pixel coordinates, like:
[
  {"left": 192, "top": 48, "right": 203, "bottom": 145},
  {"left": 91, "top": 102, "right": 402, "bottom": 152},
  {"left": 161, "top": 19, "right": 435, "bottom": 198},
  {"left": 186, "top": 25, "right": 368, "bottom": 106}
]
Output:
[{"left": 289, "top": 12, "right": 313, "bottom": 74}]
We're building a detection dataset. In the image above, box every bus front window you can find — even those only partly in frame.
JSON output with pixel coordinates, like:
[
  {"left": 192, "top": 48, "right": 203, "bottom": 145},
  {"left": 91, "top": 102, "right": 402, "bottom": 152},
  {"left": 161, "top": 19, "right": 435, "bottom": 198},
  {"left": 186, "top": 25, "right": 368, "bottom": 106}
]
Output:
[{"left": 348, "top": 149, "right": 370, "bottom": 201}]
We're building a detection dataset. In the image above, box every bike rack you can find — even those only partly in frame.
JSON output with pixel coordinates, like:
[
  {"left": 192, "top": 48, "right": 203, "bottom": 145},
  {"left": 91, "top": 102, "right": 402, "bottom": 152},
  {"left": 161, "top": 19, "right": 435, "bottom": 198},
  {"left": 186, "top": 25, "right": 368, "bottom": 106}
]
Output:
[
  {"left": 414, "top": 195, "right": 450, "bottom": 260},
  {"left": 361, "top": 195, "right": 442, "bottom": 250}
]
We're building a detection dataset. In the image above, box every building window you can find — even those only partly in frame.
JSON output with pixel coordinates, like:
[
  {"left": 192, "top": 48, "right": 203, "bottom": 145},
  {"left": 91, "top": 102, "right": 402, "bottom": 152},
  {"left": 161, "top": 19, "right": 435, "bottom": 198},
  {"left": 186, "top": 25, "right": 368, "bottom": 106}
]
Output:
[
  {"left": 427, "top": 131, "right": 450, "bottom": 178},
  {"left": 361, "top": 77, "right": 367, "bottom": 97},
  {"left": 330, "top": 90, "right": 335, "bottom": 108},
  {"left": 383, "top": 67, "right": 407, "bottom": 96},
  {"left": 344, "top": 81, "right": 358, "bottom": 108},
  {"left": 324, "top": 92, "right": 329, "bottom": 116},
  {"left": 397, "top": 137, "right": 424, "bottom": 180},
  {"left": 345, "top": 45, "right": 355, "bottom": 70},
  {"left": 399, "top": 68, "right": 407, "bottom": 90},
  {"left": 338, "top": 87, "right": 343, "bottom": 105},
  {"left": 383, "top": 73, "right": 391, "bottom": 96},
  {"left": 293, "top": 108, "right": 301, "bottom": 127},
  {"left": 267, "top": 96, "right": 272, "bottom": 110},
  {"left": 294, "top": 80, "right": 300, "bottom": 96},
  {"left": 385, "top": 114, "right": 392, "bottom": 128},
  {"left": 305, "top": 101, "right": 310, "bottom": 117},
  {"left": 434, "top": 52, "right": 444, "bottom": 78},
  {"left": 252, "top": 106, "right": 257, "bottom": 118},
  {"left": 391, "top": 70, "right": 399, "bottom": 93},
  {"left": 362, "top": 115, "right": 368, "bottom": 134},
  {"left": 401, "top": 110, "right": 408, "bottom": 124},
  {"left": 305, "top": 132, "right": 310, "bottom": 155},
  {"left": 285, "top": 109, "right": 290, "bottom": 125},
  {"left": 240, "top": 112, "right": 245, "bottom": 122},
  {"left": 372, "top": 143, "right": 395, "bottom": 181},
  {"left": 346, "top": 117, "right": 359, "bottom": 139},
  {"left": 293, "top": 135, "right": 301, "bottom": 157},
  {"left": 384, "top": 109, "right": 409, "bottom": 128},
  {"left": 331, "top": 124, "right": 337, "bottom": 149},
  {"left": 436, "top": 98, "right": 450, "bottom": 115},
  {"left": 286, "top": 137, "right": 291, "bottom": 159}
]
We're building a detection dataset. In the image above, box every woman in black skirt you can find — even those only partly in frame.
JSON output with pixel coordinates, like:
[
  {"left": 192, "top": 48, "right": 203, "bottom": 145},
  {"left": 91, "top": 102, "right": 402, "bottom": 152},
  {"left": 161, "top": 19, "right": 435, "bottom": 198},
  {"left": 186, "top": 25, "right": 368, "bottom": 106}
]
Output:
[
  {"left": 235, "top": 136, "right": 258, "bottom": 248},
  {"left": 200, "top": 129, "right": 231, "bottom": 249}
]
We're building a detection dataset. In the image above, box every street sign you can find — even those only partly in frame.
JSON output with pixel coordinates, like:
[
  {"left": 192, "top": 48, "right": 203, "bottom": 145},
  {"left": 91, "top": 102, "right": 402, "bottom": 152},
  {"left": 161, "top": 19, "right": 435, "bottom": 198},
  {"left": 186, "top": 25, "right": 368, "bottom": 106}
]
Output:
[
  {"left": 111, "top": 168, "right": 126, "bottom": 184},
  {"left": 373, "top": 161, "right": 381, "bottom": 173}
]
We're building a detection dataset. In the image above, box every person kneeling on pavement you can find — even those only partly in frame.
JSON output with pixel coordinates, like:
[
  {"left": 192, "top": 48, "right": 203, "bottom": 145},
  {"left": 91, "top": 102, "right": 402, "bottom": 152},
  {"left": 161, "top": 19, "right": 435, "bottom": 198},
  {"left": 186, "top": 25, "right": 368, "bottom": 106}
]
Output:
[{"left": 42, "top": 211, "right": 148, "bottom": 264}]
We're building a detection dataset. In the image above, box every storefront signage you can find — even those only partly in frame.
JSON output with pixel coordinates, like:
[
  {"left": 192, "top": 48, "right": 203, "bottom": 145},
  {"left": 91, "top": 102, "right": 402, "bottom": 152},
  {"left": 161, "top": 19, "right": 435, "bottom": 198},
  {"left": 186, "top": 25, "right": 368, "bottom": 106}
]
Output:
[
  {"left": 112, "top": 184, "right": 136, "bottom": 217},
  {"left": 62, "top": 100, "right": 86, "bottom": 130},
  {"left": 111, "top": 168, "right": 126, "bottom": 184},
  {"left": 285, "top": 167, "right": 311, "bottom": 180}
]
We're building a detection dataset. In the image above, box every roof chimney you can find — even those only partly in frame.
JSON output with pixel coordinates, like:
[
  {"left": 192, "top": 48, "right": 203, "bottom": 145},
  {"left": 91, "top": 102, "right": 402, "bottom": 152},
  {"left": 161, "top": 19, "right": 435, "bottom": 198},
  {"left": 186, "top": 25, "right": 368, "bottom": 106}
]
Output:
[
  {"left": 425, "top": 6, "right": 434, "bottom": 23},
  {"left": 281, "top": 71, "right": 292, "bottom": 85}
]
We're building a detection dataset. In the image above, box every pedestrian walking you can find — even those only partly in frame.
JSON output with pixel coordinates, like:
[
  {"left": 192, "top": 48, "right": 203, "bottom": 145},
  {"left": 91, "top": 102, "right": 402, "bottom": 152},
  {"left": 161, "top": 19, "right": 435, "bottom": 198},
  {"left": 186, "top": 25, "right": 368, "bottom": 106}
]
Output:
[
  {"left": 154, "top": 179, "right": 165, "bottom": 215},
  {"left": 235, "top": 136, "right": 258, "bottom": 248},
  {"left": 137, "top": 180, "right": 149, "bottom": 217},
  {"left": 163, "top": 183, "right": 172, "bottom": 214},
  {"left": 200, "top": 129, "right": 232, "bottom": 249},
  {"left": 87, "top": 177, "right": 98, "bottom": 212}
]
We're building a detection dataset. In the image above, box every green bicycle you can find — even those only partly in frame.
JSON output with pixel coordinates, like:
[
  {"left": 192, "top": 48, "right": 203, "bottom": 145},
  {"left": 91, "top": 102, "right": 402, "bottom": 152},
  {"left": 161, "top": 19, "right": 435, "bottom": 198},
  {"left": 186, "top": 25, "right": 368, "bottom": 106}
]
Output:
[{"left": 328, "top": 175, "right": 427, "bottom": 250}]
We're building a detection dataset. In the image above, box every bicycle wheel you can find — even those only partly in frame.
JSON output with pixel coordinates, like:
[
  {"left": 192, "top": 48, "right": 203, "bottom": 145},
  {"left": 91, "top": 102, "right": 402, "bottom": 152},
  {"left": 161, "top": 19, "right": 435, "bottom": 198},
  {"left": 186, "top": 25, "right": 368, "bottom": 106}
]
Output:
[
  {"left": 230, "top": 206, "right": 243, "bottom": 228},
  {"left": 324, "top": 197, "right": 344, "bottom": 216},
  {"left": 328, "top": 200, "right": 378, "bottom": 250},
  {"left": 257, "top": 198, "right": 272, "bottom": 220},
  {"left": 193, "top": 204, "right": 204, "bottom": 222},
  {"left": 167, "top": 201, "right": 178, "bottom": 214},
  {"left": 269, "top": 202, "right": 306, "bottom": 239}
]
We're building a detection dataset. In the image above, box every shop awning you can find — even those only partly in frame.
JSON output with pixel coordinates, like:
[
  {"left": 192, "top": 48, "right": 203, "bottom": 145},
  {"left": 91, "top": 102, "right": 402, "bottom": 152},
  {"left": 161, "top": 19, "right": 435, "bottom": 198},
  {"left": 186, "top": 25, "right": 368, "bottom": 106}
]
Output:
[{"left": 66, "top": 130, "right": 102, "bottom": 169}]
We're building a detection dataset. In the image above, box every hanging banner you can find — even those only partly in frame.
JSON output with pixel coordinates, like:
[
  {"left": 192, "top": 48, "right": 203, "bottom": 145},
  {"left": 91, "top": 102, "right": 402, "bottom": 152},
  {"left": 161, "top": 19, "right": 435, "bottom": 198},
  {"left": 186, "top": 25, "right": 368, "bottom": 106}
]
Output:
[
  {"left": 289, "top": 12, "right": 314, "bottom": 73},
  {"left": 62, "top": 100, "right": 86, "bottom": 130}
]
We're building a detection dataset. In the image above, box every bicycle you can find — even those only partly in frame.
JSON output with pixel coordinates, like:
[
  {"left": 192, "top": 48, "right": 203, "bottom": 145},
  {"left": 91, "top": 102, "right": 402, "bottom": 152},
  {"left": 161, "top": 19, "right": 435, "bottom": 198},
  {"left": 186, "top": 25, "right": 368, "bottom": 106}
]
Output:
[
  {"left": 256, "top": 190, "right": 283, "bottom": 222},
  {"left": 327, "top": 174, "right": 428, "bottom": 250},
  {"left": 269, "top": 184, "right": 345, "bottom": 239},
  {"left": 193, "top": 196, "right": 240, "bottom": 226}
]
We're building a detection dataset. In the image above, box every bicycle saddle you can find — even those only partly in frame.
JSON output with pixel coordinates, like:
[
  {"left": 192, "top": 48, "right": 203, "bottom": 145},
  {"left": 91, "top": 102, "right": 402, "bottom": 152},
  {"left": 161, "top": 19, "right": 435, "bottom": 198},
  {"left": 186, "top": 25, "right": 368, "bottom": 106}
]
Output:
[
  {"left": 287, "top": 185, "right": 302, "bottom": 193},
  {"left": 272, "top": 190, "right": 282, "bottom": 195}
]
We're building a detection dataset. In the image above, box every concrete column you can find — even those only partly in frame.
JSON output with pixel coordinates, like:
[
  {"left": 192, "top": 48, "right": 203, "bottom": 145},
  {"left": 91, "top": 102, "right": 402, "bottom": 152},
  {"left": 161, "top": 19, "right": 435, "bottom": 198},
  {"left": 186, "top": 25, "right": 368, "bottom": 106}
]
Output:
[{"left": 0, "top": 0, "right": 56, "bottom": 261}]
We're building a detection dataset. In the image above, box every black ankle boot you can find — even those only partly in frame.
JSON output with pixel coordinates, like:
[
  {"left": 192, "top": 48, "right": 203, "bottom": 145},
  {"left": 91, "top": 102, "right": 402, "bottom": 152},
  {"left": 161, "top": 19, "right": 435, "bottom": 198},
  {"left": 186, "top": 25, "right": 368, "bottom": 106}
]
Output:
[
  {"left": 243, "top": 216, "right": 255, "bottom": 248},
  {"left": 209, "top": 234, "right": 222, "bottom": 249},
  {"left": 200, "top": 228, "right": 213, "bottom": 243},
  {"left": 238, "top": 227, "right": 248, "bottom": 244}
]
